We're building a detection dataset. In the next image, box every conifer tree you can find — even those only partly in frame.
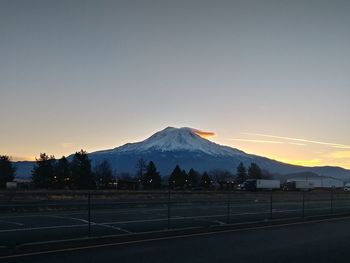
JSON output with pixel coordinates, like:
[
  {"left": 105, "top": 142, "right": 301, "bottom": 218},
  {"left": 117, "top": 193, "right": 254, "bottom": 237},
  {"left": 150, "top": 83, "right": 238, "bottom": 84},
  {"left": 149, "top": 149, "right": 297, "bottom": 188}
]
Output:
[
  {"left": 70, "top": 150, "right": 95, "bottom": 189},
  {"left": 169, "top": 165, "right": 186, "bottom": 189},
  {"left": 142, "top": 161, "right": 161, "bottom": 189},
  {"left": 248, "top": 163, "right": 263, "bottom": 179},
  {"left": 0, "top": 155, "right": 16, "bottom": 188},
  {"left": 94, "top": 159, "right": 113, "bottom": 189},
  {"left": 187, "top": 168, "right": 199, "bottom": 188},
  {"left": 201, "top": 172, "right": 212, "bottom": 189},
  {"left": 32, "top": 153, "right": 56, "bottom": 188},
  {"left": 236, "top": 162, "right": 247, "bottom": 184}
]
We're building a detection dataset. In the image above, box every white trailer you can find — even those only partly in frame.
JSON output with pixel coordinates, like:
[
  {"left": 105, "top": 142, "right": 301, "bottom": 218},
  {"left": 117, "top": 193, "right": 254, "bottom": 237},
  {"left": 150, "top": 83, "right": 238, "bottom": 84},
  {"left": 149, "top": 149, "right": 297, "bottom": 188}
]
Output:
[
  {"left": 294, "top": 180, "right": 320, "bottom": 190},
  {"left": 287, "top": 178, "right": 344, "bottom": 190},
  {"left": 321, "top": 178, "right": 343, "bottom": 188},
  {"left": 256, "top": 179, "right": 280, "bottom": 190}
]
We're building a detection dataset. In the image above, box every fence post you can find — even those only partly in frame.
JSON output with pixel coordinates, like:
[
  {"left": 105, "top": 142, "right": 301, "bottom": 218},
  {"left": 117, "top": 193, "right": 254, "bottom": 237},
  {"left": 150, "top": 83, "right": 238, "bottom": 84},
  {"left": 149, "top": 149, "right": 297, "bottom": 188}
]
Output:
[
  {"left": 270, "top": 191, "right": 273, "bottom": 220},
  {"left": 227, "top": 191, "right": 231, "bottom": 224},
  {"left": 302, "top": 191, "right": 305, "bottom": 219},
  {"left": 167, "top": 189, "right": 171, "bottom": 229},
  {"left": 88, "top": 191, "right": 91, "bottom": 236},
  {"left": 330, "top": 188, "right": 334, "bottom": 214}
]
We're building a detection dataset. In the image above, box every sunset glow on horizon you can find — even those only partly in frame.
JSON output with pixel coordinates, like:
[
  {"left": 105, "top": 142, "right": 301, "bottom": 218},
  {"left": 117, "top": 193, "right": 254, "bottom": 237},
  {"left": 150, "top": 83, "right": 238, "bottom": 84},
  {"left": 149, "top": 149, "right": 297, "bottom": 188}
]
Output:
[{"left": 219, "top": 132, "right": 350, "bottom": 169}]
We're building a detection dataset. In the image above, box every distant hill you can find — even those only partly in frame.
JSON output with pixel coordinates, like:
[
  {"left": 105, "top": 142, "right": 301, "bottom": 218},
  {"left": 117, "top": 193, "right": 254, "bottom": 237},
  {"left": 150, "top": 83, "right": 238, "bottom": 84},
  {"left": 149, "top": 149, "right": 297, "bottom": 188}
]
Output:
[
  {"left": 14, "top": 161, "right": 35, "bottom": 179},
  {"left": 14, "top": 127, "right": 350, "bottom": 181}
]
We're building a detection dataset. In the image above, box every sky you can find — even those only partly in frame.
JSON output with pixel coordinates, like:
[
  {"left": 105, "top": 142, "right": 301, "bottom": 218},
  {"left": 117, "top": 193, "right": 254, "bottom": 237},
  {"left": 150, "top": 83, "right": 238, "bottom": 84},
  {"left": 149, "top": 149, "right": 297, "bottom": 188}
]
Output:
[{"left": 1, "top": 0, "right": 349, "bottom": 169}]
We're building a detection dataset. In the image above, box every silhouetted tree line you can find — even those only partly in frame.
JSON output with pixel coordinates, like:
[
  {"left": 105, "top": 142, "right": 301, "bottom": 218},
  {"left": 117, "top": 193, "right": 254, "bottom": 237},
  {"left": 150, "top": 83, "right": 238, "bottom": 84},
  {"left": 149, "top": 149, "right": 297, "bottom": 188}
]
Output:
[
  {"left": 168, "top": 165, "right": 213, "bottom": 190},
  {"left": 137, "top": 160, "right": 272, "bottom": 191},
  {"left": 31, "top": 150, "right": 114, "bottom": 190},
  {"left": 166, "top": 162, "right": 271, "bottom": 190},
  {"left": 0, "top": 151, "right": 271, "bottom": 191},
  {"left": 50, "top": 152, "right": 270, "bottom": 190},
  {"left": 235, "top": 162, "right": 272, "bottom": 183},
  {"left": 135, "top": 160, "right": 215, "bottom": 190}
]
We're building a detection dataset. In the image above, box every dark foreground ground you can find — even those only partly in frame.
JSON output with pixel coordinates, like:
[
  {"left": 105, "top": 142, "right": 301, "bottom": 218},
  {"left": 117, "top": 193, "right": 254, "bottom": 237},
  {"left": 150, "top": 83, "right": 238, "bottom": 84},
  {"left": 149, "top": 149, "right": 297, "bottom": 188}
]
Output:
[{"left": 2, "top": 216, "right": 350, "bottom": 263}]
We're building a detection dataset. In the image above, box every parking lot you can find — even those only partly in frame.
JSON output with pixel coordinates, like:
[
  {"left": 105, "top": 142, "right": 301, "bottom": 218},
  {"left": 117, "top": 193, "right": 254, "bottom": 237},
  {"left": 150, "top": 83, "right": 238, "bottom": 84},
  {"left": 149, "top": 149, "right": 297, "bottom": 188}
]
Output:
[{"left": 1, "top": 190, "right": 350, "bottom": 247}]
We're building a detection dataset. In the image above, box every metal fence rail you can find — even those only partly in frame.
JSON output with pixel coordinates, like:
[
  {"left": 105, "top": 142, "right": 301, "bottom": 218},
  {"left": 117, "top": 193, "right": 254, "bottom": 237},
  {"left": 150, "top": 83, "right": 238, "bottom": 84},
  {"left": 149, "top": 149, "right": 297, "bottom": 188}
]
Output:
[{"left": 0, "top": 190, "right": 350, "bottom": 247}]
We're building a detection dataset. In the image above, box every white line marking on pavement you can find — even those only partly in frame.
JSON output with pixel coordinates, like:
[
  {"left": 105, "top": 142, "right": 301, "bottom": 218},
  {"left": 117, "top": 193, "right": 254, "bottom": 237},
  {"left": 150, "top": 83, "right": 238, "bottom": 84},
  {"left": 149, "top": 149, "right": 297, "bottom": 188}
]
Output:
[
  {"left": 0, "top": 224, "right": 88, "bottom": 233},
  {"left": 47, "top": 215, "right": 132, "bottom": 234},
  {"left": 48, "top": 215, "right": 90, "bottom": 224},
  {"left": 98, "top": 224, "right": 132, "bottom": 234},
  {"left": 0, "top": 220, "right": 24, "bottom": 226}
]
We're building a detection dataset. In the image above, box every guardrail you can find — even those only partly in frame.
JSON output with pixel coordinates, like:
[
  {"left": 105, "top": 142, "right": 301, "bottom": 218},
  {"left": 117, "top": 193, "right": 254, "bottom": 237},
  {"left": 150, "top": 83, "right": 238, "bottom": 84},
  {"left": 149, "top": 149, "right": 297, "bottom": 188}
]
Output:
[{"left": 0, "top": 190, "right": 349, "bottom": 248}]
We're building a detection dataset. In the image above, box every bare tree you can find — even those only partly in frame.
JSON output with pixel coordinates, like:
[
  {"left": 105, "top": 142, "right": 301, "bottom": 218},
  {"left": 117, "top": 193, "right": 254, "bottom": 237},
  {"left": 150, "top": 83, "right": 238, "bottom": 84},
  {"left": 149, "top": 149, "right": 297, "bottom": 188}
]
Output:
[{"left": 136, "top": 158, "right": 147, "bottom": 179}]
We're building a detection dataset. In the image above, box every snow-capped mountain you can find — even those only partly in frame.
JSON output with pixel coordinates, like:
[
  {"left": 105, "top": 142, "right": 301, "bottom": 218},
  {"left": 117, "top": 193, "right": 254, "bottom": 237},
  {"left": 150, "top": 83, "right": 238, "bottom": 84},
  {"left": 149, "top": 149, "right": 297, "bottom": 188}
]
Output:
[
  {"left": 14, "top": 127, "right": 350, "bottom": 180},
  {"left": 95, "top": 127, "right": 245, "bottom": 156}
]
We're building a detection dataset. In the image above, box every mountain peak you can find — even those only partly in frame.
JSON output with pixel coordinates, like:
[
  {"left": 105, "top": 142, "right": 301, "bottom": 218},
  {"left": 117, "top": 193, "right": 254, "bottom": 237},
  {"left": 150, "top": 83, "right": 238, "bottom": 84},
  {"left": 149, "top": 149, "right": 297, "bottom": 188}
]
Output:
[{"left": 148, "top": 127, "right": 200, "bottom": 140}]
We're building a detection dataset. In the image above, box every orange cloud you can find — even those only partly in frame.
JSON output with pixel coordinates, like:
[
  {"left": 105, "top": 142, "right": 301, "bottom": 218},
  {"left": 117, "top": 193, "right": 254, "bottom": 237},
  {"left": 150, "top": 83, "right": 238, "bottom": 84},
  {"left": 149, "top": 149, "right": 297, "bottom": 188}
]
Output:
[{"left": 192, "top": 129, "right": 216, "bottom": 139}]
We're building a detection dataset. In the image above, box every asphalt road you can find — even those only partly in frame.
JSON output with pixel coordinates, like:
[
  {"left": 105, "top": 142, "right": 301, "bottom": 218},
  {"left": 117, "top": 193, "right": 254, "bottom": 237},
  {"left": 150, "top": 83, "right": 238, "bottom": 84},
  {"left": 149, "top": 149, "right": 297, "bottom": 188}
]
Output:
[
  {"left": 2, "top": 216, "right": 350, "bottom": 263},
  {"left": 1, "top": 191, "right": 350, "bottom": 247}
]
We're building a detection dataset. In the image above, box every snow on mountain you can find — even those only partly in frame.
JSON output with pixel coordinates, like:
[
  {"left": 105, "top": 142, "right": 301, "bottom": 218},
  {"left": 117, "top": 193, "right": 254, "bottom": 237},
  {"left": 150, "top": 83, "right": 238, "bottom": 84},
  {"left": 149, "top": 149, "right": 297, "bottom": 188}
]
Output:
[{"left": 96, "top": 127, "right": 245, "bottom": 157}]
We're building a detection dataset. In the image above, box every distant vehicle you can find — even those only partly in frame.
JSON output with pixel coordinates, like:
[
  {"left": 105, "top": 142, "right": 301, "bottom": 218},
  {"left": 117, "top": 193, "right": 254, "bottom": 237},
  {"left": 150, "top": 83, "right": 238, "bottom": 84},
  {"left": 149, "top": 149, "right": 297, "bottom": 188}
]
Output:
[
  {"left": 282, "top": 181, "right": 296, "bottom": 191},
  {"left": 295, "top": 180, "right": 318, "bottom": 190},
  {"left": 243, "top": 179, "right": 280, "bottom": 191},
  {"left": 344, "top": 183, "right": 350, "bottom": 191},
  {"left": 235, "top": 184, "right": 244, "bottom": 190},
  {"left": 284, "top": 178, "right": 344, "bottom": 191},
  {"left": 6, "top": 181, "right": 18, "bottom": 190}
]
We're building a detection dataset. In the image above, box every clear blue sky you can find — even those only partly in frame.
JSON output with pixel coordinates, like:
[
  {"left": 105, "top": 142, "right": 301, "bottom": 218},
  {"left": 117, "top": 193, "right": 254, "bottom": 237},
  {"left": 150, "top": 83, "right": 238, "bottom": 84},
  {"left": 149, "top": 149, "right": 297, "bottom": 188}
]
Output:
[{"left": 1, "top": 0, "right": 350, "bottom": 168}]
